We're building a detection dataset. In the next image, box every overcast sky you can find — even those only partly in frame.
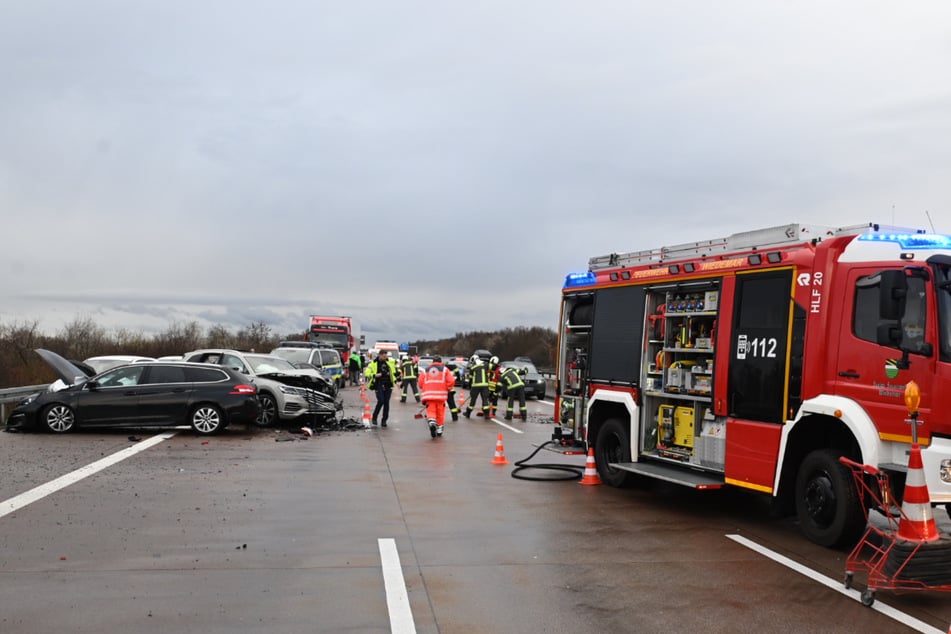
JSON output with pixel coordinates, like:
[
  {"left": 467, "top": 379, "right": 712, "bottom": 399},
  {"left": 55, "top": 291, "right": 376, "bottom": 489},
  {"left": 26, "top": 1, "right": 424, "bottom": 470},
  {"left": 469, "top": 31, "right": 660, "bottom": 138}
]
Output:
[{"left": 2, "top": 1, "right": 950, "bottom": 346}]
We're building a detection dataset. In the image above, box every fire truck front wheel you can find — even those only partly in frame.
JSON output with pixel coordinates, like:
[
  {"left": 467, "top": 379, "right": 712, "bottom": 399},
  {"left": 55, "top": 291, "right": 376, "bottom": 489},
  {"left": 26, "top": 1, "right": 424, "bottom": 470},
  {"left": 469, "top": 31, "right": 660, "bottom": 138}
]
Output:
[
  {"left": 595, "top": 419, "right": 639, "bottom": 488},
  {"left": 795, "top": 449, "right": 866, "bottom": 547}
]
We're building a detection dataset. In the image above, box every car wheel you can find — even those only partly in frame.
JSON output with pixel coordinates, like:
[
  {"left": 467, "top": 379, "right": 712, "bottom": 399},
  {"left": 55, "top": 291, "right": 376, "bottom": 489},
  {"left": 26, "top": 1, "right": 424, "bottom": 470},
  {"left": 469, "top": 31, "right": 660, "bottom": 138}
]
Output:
[
  {"left": 43, "top": 404, "right": 75, "bottom": 433},
  {"left": 191, "top": 404, "right": 224, "bottom": 435},
  {"left": 537, "top": 392, "right": 546, "bottom": 400},
  {"left": 257, "top": 393, "right": 278, "bottom": 427}
]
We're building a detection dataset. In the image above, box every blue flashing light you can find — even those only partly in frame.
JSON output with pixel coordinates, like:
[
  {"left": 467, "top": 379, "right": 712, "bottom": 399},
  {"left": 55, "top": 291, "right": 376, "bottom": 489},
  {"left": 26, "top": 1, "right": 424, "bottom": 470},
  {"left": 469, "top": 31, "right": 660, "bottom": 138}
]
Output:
[
  {"left": 564, "top": 271, "right": 596, "bottom": 288},
  {"left": 858, "top": 232, "right": 951, "bottom": 249}
]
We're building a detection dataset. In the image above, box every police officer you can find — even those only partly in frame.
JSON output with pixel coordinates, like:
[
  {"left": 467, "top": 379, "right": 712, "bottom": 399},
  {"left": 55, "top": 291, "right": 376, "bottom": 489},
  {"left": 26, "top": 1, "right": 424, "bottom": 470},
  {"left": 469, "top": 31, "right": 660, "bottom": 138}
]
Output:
[
  {"left": 500, "top": 364, "right": 527, "bottom": 421},
  {"left": 399, "top": 355, "right": 421, "bottom": 403},
  {"left": 365, "top": 351, "right": 399, "bottom": 427}
]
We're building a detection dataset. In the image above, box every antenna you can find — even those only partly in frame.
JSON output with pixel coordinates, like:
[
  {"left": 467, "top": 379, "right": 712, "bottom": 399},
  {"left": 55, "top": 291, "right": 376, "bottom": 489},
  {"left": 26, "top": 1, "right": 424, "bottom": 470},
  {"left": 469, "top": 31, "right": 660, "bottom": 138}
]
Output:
[{"left": 925, "top": 210, "right": 936, "bottom": 232}]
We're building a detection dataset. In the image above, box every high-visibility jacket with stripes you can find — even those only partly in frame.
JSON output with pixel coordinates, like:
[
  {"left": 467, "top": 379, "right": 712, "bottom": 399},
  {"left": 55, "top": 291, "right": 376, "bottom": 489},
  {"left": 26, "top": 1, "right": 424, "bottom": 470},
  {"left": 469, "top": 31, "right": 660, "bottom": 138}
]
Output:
[
  {"left": 500, "top": 366, "right": 525, "bottom": 390},
  {"left": 419, "top": 362, "right": 455, "bottom": 402},
  {"left": 469, "top": 361, "right": 489, "bottom": 387},
  {"left": 400, "top": 359, "right": 418, "bottom": 380}
]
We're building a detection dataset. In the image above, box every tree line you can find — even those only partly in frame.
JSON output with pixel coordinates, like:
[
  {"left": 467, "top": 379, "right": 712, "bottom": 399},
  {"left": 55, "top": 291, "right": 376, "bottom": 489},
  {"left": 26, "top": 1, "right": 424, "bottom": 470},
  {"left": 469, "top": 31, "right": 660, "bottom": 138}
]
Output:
[{"left": 0, "top": 318, "right": 557, "bottom": 388}]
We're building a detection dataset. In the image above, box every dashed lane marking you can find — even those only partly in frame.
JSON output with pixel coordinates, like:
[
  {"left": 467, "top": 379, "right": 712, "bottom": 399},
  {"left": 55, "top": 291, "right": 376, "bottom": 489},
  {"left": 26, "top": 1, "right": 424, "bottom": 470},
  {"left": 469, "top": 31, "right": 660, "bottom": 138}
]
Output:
[
  {"left": 0, "top": 432, "right": 177, "bottom": 520},
  {"left": 378, "top": 538, "right": 417, "bottom": 634}
]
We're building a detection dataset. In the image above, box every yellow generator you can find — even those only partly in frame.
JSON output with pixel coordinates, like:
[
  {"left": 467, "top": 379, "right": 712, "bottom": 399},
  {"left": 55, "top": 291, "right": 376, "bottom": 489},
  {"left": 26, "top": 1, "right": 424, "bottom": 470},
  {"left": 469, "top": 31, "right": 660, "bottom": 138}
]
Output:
[{"left": 673, "top": 406, "right": 694, "bottom": 448}]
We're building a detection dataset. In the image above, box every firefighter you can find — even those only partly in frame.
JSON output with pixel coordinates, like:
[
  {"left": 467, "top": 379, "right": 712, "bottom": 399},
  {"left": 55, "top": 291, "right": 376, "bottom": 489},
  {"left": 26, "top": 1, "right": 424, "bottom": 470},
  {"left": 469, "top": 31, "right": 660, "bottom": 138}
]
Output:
[
  {"left": 486, "top": 355, "right": 501, "bottom": 418},
  {"left": 365, "top": 350, "right": 399, "bottom": 427},
  {"left": 446, "top": 382, "right": 461, "bottom": 422},
  {"left": 399, "top": 355, "right": 421, "bottom": 403},
  {"left": 464, "top": 354, "right": 491, "bottom": 419},
  {"left": 500, "top": 364, "right": 527, "bottom": 421},
  {"left": 419, "top": 355, "right": 455, "bottom": 438}
]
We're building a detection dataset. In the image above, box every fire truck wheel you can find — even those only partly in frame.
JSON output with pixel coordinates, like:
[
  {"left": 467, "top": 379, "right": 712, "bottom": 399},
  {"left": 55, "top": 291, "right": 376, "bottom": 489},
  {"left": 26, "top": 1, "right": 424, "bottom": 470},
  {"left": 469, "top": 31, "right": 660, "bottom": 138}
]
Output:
[
  {"left": 595, "top": 419, "right": 639, "bottom": 488},
  {"left": 795, "top": 449, "right": 866, "bottom": 547}
]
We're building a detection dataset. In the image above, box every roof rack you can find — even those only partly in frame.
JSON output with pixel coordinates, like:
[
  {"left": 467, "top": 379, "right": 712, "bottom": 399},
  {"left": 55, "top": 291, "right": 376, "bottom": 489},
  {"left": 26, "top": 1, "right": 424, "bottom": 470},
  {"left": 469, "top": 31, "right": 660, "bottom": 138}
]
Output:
[{"left": 588, "top": 222, "right": 891, "bottom": 271}]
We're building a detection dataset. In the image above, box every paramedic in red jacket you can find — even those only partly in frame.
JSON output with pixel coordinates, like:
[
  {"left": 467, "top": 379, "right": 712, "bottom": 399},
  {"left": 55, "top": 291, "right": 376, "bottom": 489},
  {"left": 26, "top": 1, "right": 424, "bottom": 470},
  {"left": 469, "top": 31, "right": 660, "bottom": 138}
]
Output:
[{"left": 418, "top": 356, "right": 455, "bottom": 438}]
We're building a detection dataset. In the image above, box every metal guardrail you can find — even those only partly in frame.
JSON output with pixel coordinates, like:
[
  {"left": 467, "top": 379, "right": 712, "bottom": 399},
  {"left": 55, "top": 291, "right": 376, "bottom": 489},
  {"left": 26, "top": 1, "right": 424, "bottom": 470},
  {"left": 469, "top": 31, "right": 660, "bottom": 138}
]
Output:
[{"left": 0, "top": 384, "right": 48, "bottom": 423}]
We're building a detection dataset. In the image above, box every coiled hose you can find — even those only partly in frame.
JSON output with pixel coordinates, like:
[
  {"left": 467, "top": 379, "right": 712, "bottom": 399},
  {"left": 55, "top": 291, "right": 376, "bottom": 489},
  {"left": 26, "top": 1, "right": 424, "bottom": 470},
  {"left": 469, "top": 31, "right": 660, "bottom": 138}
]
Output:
[{"left": 510, "top": 440, "right": 585, "bottom": 481}]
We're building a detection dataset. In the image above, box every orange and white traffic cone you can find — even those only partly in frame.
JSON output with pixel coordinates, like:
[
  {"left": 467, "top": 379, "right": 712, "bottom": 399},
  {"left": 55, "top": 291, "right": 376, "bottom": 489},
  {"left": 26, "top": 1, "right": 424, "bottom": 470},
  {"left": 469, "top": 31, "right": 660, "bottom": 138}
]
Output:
[
  {"left": 579, "top": 447, "right": 602, "bottom": 485},
  {"left": 896, "top": 443, "right": 941, "bottom": 542},
  {"left": 362, "top": 401, "right": 372, "bottom": 426},
  {"left": 458, "top": 391, "right": 467, "bottom": 407},
  {"left": 491, "top": 433, "right": 508, "bottom": 465}
]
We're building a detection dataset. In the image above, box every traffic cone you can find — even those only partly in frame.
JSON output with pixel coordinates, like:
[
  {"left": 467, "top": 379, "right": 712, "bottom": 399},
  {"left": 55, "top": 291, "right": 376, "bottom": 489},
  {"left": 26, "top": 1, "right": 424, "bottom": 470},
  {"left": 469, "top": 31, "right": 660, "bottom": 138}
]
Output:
[
  {"left": 362, "top": 401, "right": 372, "bottom": 426},
  {"left": 896, "top": 443, "right": 941, "bottom": 541},
  {"left": 458, "top": 391, "right": 466, "bottom": 406},
  {"left": 579, "top": 448, "right": 601, "bottom": 485},
  {"left": 491, "top": 433, "right": 508, "bottom": 465}
]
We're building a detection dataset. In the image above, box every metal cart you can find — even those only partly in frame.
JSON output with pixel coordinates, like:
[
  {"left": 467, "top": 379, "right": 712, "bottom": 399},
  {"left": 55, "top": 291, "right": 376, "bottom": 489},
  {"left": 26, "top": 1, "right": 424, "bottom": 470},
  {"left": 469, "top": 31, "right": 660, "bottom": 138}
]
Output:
[{"left": 839, "top": 456, "right": 951, "bottom": 607}]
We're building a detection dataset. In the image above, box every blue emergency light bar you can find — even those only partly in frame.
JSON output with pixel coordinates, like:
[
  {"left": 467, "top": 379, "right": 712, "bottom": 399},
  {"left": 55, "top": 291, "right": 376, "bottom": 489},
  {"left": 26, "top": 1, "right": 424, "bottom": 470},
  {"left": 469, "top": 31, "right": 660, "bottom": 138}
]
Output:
[
  {"left": 564, "top": 271, "right": 596, "bottom": 288},
  {"left": 858, "top": 232, "right": 951, "bottom": 249}
]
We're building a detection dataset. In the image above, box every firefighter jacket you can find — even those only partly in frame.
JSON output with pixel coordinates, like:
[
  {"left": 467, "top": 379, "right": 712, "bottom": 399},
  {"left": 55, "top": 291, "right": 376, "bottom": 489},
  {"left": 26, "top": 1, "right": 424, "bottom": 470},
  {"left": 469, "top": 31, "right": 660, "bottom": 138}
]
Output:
[
  {"left": 500, "top": 366, "right": 525, "bottom": 391},
  {"left": 419, "top": 361, "right": 455, "bottom": 402},
  {"left": 365, "top": 358, "right": 399, "bottom": 389},
  {"left": 399, "top": 358, "right": 418, "bottom": 380},
  {"left": 487, "top": 362, "right": 500, "bottom": 391},
  {"left": 468, "top": 360, "right": 489, "bottom": 387}
]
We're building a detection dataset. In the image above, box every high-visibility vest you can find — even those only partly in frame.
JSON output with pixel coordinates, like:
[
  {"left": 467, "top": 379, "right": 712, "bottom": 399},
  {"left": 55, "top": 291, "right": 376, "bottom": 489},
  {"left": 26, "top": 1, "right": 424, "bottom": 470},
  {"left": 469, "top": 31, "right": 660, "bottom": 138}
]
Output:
[
  {"left": 500, "top": 367, "right": 525, "bottom": 390},
  {"left": 419, "top": 363, "right": 455, "bottom": 401},
  {"left": 469, "top": 361, "right": 489, "bottom": 387},
  {"left": 365, "top": 359, "right": 398, "bottom": 388},
  {"left": 400, "top": 359, "right": 418, "bottom": 380}
]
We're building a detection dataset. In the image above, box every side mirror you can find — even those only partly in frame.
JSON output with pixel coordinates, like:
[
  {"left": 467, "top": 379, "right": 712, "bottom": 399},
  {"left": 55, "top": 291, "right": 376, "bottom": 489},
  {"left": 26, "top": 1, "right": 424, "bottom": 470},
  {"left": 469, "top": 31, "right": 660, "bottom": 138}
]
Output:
[
  {"left": 878, "top": 270, "right": 907, "bottom": 321},
  {"left": 86, "top": 380, "right": 99, "bottom": 390}
]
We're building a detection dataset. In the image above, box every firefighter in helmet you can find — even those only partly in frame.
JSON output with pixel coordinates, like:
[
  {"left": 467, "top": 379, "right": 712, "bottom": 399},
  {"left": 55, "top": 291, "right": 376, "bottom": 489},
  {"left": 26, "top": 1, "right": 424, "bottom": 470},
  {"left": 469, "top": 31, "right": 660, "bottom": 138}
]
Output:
[
  {"left": 464, "top": 354, "right": 491, "bottom": 419},
  {"left": 499, "top": 364, "right": 528, "bottom": 421},
  {"left": 399, "top": 354, "right": 420, "bottom": 403},
  {"left": 486, "top": 355, "right": 501, "bottom": 418}
]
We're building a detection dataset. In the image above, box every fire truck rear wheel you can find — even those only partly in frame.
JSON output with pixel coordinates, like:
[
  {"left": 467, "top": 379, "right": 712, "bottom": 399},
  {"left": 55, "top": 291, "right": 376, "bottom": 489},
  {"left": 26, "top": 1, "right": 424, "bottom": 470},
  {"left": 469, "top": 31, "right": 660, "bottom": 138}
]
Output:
[
  {"left": 595, "top": 419, "right": 639, "bottom": 488},
  {"left": 795, "top": 449, "right": 866, "bottom": 547}
]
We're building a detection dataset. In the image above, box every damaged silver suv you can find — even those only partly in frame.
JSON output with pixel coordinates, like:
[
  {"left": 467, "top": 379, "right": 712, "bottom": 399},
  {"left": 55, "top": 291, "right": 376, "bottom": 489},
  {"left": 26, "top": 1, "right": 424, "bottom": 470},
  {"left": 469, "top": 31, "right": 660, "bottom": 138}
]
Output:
[{"left": 183, "top": 349, "right": 341, "bottom": 427}]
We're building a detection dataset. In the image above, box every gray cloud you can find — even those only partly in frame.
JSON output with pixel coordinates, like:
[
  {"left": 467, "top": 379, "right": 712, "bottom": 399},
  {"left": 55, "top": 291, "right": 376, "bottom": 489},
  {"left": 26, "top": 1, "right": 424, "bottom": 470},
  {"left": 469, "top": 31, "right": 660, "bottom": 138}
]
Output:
[{"left": 2, "top": 1, "right": 950, "bottom": 345}]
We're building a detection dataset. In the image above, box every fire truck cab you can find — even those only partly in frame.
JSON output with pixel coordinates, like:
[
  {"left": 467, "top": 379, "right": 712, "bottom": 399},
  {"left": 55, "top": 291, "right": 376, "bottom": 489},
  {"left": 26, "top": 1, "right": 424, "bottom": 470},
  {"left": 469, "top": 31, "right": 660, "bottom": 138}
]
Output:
[{"left": 555, "top": 222, "right": 951, "bottom": 546}]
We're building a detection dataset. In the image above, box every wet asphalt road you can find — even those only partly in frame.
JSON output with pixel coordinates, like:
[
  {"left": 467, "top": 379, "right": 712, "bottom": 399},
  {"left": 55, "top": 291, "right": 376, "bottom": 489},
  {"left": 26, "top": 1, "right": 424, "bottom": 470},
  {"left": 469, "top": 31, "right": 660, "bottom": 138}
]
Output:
[{"left": 2, "top": 386, "right": 951, "bottom": 633}]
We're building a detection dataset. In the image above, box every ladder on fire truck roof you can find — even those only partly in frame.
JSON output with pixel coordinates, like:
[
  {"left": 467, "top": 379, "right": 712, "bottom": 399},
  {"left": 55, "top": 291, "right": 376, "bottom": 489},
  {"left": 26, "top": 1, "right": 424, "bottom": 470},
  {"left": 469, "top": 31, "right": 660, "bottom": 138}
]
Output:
[{"left": 589, "top": 222, "right": 878, "bottom": 271}]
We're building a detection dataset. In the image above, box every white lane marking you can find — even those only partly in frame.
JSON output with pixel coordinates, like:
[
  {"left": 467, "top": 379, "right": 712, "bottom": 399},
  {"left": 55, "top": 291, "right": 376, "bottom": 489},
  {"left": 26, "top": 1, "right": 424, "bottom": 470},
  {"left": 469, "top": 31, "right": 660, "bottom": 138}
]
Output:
[
  {"left": 378, "top": 538, "right": 417, "bottom": 634},
  {"left": 537, "top": 399, "right": 555, "bottom": 406},
  {"left": 491, "top": 418, "right": 524, "bottom": 434},
  {"left": 727, "top": 534, "right": 944, "bottom": 634},
  {"left": 0, "top": 432, "right": 176, "bottom": 520}
]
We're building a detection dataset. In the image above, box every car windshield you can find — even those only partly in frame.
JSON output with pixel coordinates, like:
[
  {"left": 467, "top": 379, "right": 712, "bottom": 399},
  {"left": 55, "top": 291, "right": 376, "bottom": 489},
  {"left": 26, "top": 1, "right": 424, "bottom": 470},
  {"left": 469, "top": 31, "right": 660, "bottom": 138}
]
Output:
[
  {"left": 85, "top": 357, "right": 150, "bottom": 373},
  {"left": 270, "top": 348, "right": 310, "bottom": 363},
  {"left": 503, "top": 361, "right": 538, "bottom": 374},
  {"left": 245, "top": 355, "right": 297, "bottom": 374},
  {"left": 322, "top": 351, "right": 341, "bottom": 365}
]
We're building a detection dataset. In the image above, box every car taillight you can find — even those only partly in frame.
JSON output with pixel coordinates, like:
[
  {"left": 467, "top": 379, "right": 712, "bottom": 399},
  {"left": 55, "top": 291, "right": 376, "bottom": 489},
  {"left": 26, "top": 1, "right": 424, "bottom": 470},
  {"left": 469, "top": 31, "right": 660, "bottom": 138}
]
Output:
[{"left": 231, "top": 384, "right": 257, "bottom": 395}]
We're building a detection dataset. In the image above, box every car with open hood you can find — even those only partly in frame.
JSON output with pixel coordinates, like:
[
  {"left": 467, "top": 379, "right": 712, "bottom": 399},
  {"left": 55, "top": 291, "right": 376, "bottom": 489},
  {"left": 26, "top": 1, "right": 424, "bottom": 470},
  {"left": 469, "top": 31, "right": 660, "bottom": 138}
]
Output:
[
  {"left": 182, "top": 349, "right": 341, "bottom": 426},
  {"left": 5, "top": 349, "right": 260, "bottom": 435}
]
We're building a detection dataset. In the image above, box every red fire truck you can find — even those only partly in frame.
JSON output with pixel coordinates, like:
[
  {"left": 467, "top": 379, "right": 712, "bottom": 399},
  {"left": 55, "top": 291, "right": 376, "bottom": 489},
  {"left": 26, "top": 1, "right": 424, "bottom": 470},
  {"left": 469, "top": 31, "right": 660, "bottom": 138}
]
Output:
[
  {"left": 307, "top": 315, "right": 355, "bottom": 377},
  {"left": 555, "top": 222, "right": 951, "bottom": 546}
]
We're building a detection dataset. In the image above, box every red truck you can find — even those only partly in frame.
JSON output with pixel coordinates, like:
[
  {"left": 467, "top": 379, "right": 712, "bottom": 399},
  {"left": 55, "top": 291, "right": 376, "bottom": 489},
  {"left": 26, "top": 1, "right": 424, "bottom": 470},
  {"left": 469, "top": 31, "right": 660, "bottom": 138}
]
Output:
[
  {"left": 554, "top": 222, "right": 951, "bottom": 546},
  {"left": 306, "top": 316, "right": 355, "bottom": 377}
]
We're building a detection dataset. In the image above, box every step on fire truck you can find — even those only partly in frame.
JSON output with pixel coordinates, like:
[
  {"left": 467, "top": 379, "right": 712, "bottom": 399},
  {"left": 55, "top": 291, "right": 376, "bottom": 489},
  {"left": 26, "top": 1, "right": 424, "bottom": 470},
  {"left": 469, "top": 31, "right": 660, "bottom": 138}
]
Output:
[{"left": 554, "top": 222, "right": 951, "bottom": 546}]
